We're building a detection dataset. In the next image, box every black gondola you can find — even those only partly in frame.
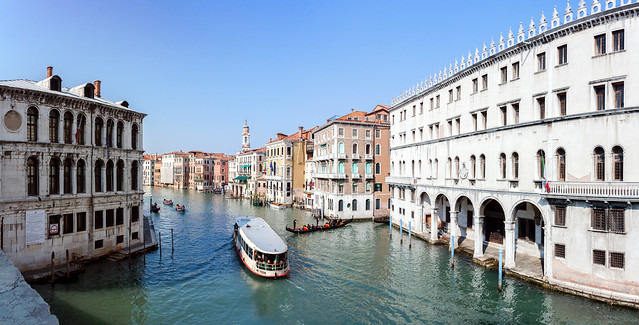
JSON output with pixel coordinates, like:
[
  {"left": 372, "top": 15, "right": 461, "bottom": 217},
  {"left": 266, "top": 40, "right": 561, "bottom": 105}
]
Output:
[
  {"left": 320, "top": 217, "right": 353, "bottom": 230},
  {"left": 151, "top": 203, "right": 160, "bottom": 213},
  {"left": 373, "top": 217, "right": 390, "bottom": 224}
]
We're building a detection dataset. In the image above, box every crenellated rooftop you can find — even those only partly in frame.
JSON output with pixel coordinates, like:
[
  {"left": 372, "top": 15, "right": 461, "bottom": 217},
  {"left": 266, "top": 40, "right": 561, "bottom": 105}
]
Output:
[{"left": 391, "top": 0, "right": 637, "bottom": 107}]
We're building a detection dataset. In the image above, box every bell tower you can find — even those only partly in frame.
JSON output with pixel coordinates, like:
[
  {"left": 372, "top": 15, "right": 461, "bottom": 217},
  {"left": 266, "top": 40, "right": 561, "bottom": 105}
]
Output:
[{"left": 242, "top": 120, "right": 250, "bottom": 152}]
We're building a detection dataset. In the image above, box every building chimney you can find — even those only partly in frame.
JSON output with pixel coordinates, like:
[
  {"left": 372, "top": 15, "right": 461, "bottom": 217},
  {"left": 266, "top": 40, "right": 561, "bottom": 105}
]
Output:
[
  {"left": 47, "top": 66, "right": 53, "bottom": 78},
  {"left": 94, "top": 80, "right": 101, "bottom": 97},
  {"left": 298, "top": 126, "right": 303, "bottom": 138},
  {"left": 351, "top": 109, "right": 354, "bottom": 113}
]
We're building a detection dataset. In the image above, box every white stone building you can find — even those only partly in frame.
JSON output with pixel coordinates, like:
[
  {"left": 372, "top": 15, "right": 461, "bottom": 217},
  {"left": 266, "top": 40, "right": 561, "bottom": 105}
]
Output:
[
  {"left": 142, "top": 153, "right": 159, "bottom": 186},
  {"left": 387, "top": 1, "right": 639, "bottom": 307},
  {"left": 0, "top": 67, "right": 146, "bottom": 272}
]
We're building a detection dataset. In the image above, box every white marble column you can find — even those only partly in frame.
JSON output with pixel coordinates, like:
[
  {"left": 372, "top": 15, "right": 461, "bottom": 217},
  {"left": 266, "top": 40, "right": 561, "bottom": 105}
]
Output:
[
  {"left": 474, "top": 214, "right": 484, "bottom": 258},
  {"left": 430, "top": 207, "right": 438, "bottom": 241},
  {"left": 504, "top": 220, "right": 516, "bottom": 268}
]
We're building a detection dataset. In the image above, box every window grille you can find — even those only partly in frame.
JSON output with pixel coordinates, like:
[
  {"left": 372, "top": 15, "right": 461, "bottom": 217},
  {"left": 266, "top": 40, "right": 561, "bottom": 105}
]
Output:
[
  {"left": 555, "top": 244, "right": 566, "bottom": 259},
  {"left": 593, "top": 250, "right": 606, "bottom": 266},
  {"left": 610, "top": 252, "right": 625, "bottom": 269},
  {"left": 555, "top": 206, "right": 566, "bottom": 226}
]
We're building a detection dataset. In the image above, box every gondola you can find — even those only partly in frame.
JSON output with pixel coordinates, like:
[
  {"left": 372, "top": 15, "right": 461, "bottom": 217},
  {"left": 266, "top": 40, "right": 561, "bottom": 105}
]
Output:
[
  {"left": 151, "top": 203, "right": 160, "bottom": 213},
  {"left": 175, "top": 204, "right": 185, "bottom": 212},
  {"left": 373, "top": 216, "right": 390, "bottom": 224},
  {"left": 320, "top": 217, "right": 353, "bottom": 230},
  {"left": 163, "top": 199, "right": 173, "bottom": 205},
  {"left": 285, "top": 220, "right": 320, "bottom": 234}
]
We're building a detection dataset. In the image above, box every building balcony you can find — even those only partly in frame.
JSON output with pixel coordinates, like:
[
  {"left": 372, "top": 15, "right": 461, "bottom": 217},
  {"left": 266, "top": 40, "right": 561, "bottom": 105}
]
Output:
[
  {"left": 365, "top": 154, "right": 373, "bottom": 160},
  {"left": 315, "top": 173, "right": 331, "bottom": 179},
  {"left": 335, "top": 173, "right": 347, "bottom": 179},
  {"left": 352, "top": 173, "right": 360, "bottom": 179},
  {"left": 547, "top": 181, "right": 639, "bottom": 199},
  {"left": 385, "top": 176, "right": 420, "bottom": 185},
  {"left": 338, "top": 153, "right": 347, "bottom": 160},
  {"left": 365, "top": 173, "right": 374, "bottom": 179},
  {"left": 352, "top": 153, "right": 360, "bottom": 160}
]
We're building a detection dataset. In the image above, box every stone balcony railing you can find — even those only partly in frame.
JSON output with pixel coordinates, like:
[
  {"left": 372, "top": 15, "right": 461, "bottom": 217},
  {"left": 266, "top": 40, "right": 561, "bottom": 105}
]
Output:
[
  {"left": 365, "top": 154, "right": 374, "bottom": 160},
  {"left": 365, "top": 173, "right": 374, "bottom": 179},
  {"left": 352, "top": 173, "right": 361, "bottom": 179},
  {"left": 385, "top": 176, "right": 420, "bottom": 185},
  {"left": 548, "top": 181, "right": 639, "bottom": 198},
  {"left": 352, "top": 153, "right": 360, "bottom": 160},
  {"left": 338, "top": 153, "right": 347, "bottom": 159}
]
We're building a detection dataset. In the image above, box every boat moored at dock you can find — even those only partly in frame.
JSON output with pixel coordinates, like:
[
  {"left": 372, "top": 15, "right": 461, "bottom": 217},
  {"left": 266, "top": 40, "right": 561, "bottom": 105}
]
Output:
[{"left": 233, "top": 217, "right": 289, "bottom": 278}]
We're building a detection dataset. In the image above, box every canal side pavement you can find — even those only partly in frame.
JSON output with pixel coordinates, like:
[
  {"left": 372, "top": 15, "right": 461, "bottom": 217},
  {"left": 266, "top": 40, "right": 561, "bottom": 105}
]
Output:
[{"left": 0, "top": 250, "right": 58, "bottom": 325}]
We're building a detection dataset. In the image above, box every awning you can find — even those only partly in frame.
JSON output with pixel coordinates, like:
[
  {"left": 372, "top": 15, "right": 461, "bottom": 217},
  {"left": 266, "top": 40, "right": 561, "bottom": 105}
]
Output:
[
  {"left": 241, "top": 165, "right": 251, "bottom": 168},
  {"left": 234, "top": 176, "right": 250, "bottom": 181}
]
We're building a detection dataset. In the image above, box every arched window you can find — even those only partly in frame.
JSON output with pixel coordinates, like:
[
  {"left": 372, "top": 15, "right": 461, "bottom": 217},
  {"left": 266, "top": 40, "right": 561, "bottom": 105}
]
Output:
[
  {"left": 49, "top": 158, "right": 60, "bottom": 194},
  {"left": 365, "top": 144, "right": 371, "bottom": 155},
  {"left": 499, "top": 153, "right": 507, "bottom": 179},
  {"left": 131, "top": 161, "right": 138, "bottom": 191},
  {"left": 338, "top": 200, "right": 344, "bottom": 211},
  {"left": 352, "top": 143, "right": 358, "bottom": 154},
  {"left": 434, "top": 159, "right": 439, "bottom": 179},
  {"left": 447, "top": 157, "right": 452, "bottom": 178},
  {"left": 594, "top": 147, "right": 605, "bottom": 181},
  {"left": 106, "top": 119, "right": 114, "bottom": 148},
  {"left": 366, "top": 182, "right": 371, "bottom": 192},
  {"left": 27, "top": 156, "right": 39, "bottom": 196},
  {"left": 95, "top": 159, "right": 104, "bottom": 192},
  {"left": 366, "top": 199, "right": 371, "bottom": 210},
  {"left": 117, "top": 160, "right": 124, "bottom": 191},
  {"left": 556, "top": 148, "right": 566, "bottom": 181},
  {"left": 366, "top": 162, "right": 372, "bottom": 174},
  {"left": 77, "top": 159, "right": 86, "bottom": 193},
  {"left": 375, "top": 163, "right": 381, "bottom": 174},
  {"left": 454, "top": 157, "right": 460, "bottom": 178},
  {"left": 338, "top": 142, "right": 344, "bottom": 154},
  {"left": 537, "top": 150, "right": 546, "bottom": 179},
  {"left": 106, "top": 160, "right": 114, "bottom": 191},
  {"left": 27, "top": 107, "right": 38, "bottom": 142},
  {"left": 470, "top": 155, "right": 476, "bottom": 178},
  {"left": 479, "top": 155, "right": 486, "bottom": 179},
  {"left": 131, "top": 124, "right": 139, "bottom": 150},
  {"left": 49, "top": 110, "right": 60, "bottom": 143},
  {"left": 352, "top": 199, "right": 358, "bottom": 211},
  {"left": 63, "top": 112, "right": 73, "bottom": 144},
  {"left": 428, "top": 159, "right": 433, "bottom": 178},
  {"left": 116, "top": 121, "right": 124, "bottom": 148},
  {"left": 338, "top": 162, "right": 344, "bottom": 174},
  {"left": 509, "top": 152, "right": 518, "bottom": 179},
  {"left": 63, "top": 158, "right": 73, "bottom": 194},
  {"left": 375, "top": 144, "right": 381, "bottom": 155},
  {"left": 95, "top": 117, "right": 103, "bottom": 146},
  {"left": 352, "top": 162, "right": 358, "bottom": 174},
  {"left": 613, "top": 146, "right": 624, "bottom": 181},
  {"left": 76, "top": 114, "right": 86, "bottom": 145}
]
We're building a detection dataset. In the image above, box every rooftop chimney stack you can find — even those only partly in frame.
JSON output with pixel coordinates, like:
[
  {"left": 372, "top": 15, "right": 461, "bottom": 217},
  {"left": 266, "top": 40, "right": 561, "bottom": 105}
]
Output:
[
  {"left": 298, "top": 126, "right": 303, "bottom": 138},
  {"left": 47, "top": 66, "right": 53, "bottom": 78},
  {"left": 351, "top": 109, "right": 354, "bottom": 113},
  {"left": 94, "top": 80, "right": 101, "bottom": 97}
]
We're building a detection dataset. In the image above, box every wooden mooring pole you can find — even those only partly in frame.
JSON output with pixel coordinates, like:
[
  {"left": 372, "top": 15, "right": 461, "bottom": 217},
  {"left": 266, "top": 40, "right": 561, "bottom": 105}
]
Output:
[
  {"left": 159, "top": 232, "right": 162, "bottom": 258},
  {"left": 389, "top": 215, "right": 392, "bottom": 238},
  {"left": 450, "top": 235, "right": 455, "bottom": 269},
  {"left": 400, "top": 219, "right": 403, "bottom": 244},
  {"left": 171, "top": 228, "right": 174, "bottom": 254},
  {"left": 1, "top": 217, "right": 3, "bottom": 252},
  {"left": 498, "top": 249, "right": 503, "bottom": 292},
  {"left": 66, "top": 249, "right": 70, "bottom": 280},
  {"left": 50, "top": 252, "right": 55, "bottom": 283}
]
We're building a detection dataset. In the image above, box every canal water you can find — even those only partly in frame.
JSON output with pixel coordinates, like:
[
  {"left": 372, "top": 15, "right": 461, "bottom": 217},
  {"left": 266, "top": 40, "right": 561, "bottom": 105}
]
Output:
[{"left": 33, "top": 187, "right": 638, "bottom": 324}]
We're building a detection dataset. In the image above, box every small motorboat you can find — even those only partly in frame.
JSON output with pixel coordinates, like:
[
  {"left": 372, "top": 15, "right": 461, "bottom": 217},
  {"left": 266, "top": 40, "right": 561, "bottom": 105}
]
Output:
[
  {"left": 285, "top": 220, "right": 320, "bottom": 234},
  {"left": 270, "top": 202, "right": 287, "bottom": 209},
  {"left": 151, "top": 203, "right": 160, "bottom": 213},
  {"left": 163, "top": 199, "right": 173, "bottom": 205},
  {"left": 175, "top": 204, "right": 185, "bottom": 212}
]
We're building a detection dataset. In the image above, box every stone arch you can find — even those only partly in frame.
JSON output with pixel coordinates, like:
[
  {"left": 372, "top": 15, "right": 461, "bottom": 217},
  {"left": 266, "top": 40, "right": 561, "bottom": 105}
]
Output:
[
  {"left": 479, "top": 197, "right": 506, "bottom": 245},
  {"left": 434, "top": 193, "right": 452, "bottom": 234},
  {"left": 511, "top": 199, "right": 546, "bottom": 274},
  {"left": 454, "top": 194, "right": 475, "bottom": 238}
]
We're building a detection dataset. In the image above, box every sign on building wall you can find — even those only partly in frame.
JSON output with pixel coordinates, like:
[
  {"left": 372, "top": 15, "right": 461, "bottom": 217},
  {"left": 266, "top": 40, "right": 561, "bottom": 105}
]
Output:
[{"left": 25, "top": 210, "right": 46, "bottom": 245}]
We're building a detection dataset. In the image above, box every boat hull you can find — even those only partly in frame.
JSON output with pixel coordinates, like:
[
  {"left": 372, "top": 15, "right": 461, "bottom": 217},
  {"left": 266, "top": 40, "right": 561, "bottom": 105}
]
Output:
[{"left": 233, "top": 232, "right": 289, "bottom": 278}]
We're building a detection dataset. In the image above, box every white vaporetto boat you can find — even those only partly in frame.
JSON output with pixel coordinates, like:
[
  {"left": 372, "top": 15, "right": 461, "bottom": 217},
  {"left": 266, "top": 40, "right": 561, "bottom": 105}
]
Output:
[{"left": 233, "top": 217, "right": 289, "bottom": 278}]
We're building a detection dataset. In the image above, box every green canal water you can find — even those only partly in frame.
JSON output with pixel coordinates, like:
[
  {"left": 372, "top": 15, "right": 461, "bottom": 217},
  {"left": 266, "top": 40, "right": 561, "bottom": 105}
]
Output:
[{"left": 33, "top": 187, "right": 638, "bottom": 324}]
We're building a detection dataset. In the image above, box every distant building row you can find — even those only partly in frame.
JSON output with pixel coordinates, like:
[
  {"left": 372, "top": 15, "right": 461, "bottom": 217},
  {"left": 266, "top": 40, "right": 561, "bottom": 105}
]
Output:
[{"left": 143, "top": 151, "right": 232, "bottom": 191}]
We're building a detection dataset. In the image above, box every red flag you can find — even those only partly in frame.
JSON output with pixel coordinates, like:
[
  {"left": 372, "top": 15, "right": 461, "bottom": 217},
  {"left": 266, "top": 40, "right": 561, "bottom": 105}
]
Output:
[{"left": 545, "top": 181, "right": 550, "bottom": 193}]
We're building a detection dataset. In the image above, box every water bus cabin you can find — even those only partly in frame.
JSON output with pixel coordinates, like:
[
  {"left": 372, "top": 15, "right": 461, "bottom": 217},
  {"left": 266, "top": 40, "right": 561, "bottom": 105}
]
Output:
[{"left": 233, "top": 217, "right": 289, "bottom": 278}]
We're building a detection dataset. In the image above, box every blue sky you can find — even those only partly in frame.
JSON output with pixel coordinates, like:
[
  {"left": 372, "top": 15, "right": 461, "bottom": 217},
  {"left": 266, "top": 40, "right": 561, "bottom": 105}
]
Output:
[{"left": 1, "top": 0, "right": 564, "bottom": 155}]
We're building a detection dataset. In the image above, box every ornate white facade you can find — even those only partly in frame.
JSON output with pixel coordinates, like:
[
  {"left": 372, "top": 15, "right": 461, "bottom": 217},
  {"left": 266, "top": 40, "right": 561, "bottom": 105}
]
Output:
[
  {"left": 388, "top": 2, "right": 639, "bottom": 307},
  {"left": 0, "top": 67, "right": 146, "bottom": 272}
]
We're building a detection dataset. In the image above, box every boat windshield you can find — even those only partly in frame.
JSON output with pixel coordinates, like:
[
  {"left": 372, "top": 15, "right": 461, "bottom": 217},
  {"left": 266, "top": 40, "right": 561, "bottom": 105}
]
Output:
[{"left": 254, "top": 251, "right": 288, "bottom": 271}]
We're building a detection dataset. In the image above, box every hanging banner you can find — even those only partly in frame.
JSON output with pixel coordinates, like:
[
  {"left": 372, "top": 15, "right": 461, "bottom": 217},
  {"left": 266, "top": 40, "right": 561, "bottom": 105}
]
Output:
[{"left": 26, "top": 210, "right": 46, "bottom": 245}]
